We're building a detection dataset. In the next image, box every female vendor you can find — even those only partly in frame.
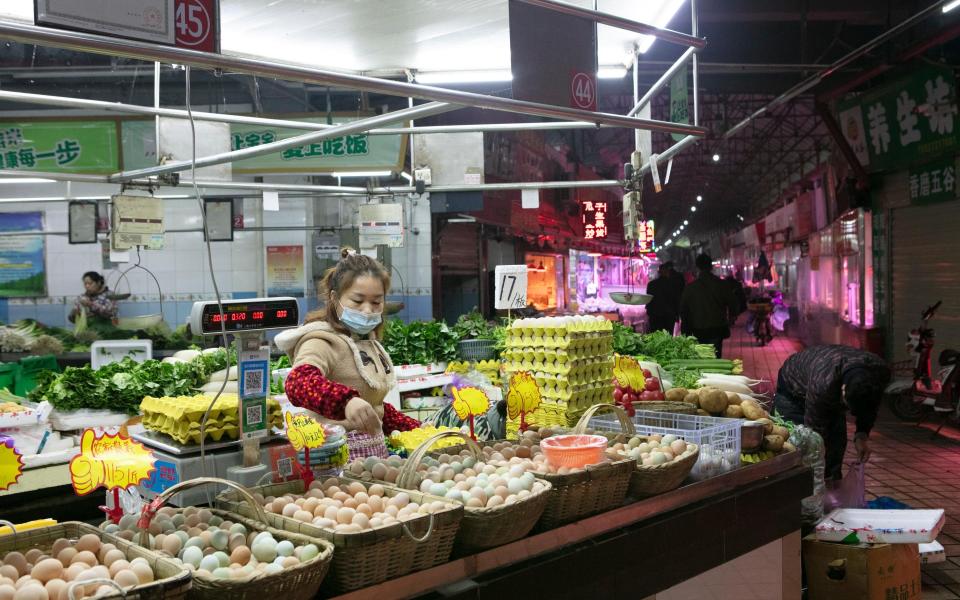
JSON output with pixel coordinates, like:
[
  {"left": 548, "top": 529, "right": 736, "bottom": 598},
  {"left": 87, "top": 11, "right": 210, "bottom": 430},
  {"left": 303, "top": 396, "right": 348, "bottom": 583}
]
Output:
[
  {"left": 68, "top": 271, "right": 118, "bottom": 324},
  {"left": 276, "top": 248, "right": 419, "bottom": 435}
]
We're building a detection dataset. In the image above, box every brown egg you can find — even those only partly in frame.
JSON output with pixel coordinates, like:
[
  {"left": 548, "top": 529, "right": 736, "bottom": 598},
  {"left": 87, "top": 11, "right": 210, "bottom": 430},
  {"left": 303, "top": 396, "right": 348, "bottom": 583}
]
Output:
[
  {"left": 147, "top": 521, "right": 163, "bottom": 536},
  {"left": 69, "top": 552, "right": 96, "bottom": 568},
  {"left": 11, "top": 584, "right": 47, "bottom": 600},
  {"left": 14, "top": 577, "right": 35, "bottom": 590},
  {"left": 186, "top": 528, "right": 202, "bottom": 538},
  {"left": 280, "top": 557, "right": 299, "bottom": 568},
  {"left": 346, "top": 481, "right": 365, "bottom": 496},
  {"left": 53, "top": 549, "right": 75, "bottom": 568},
  {"left": 43, "top": 580, "right": 65, "bottom": 600},
  {"left": 184, "top": 514, "right": 200, "bottom": 528},
  {"left": 229, "top": 546, "right": 250, "bottom": 566},
  {"left": 63, "top": 564, "right": 86, "bottom": 582},
  {"left": 129, "top": 562, "right": 153, "bottom": 585},
  {"left": 199, "top": 531, "right": 213, "bottom": 546},
  {"left": 23, "top": 550, "right": 42, "bottom": 565},
  {"left": 2, "top": 554, "right": 27, "bottom": 578},
  {"left": 112, "top": 569, "right": 139, "bottom": 588},
  {"left": 302, "top": 498, "right": 320, "bottom": 514},
  {"left": 161, "top": 535, "right": 182, "bottom": 557},
  {"left": 30, "top": 560, "right": 63, "bottom": 584},
  {"left": 227, "top": 534, "right": 245, "bottom": 552},
  {"left": 342, "top": 498, "right": 358, "bottom": 509},
  {"left": 0, "top": 567, "right": 18, "bottom": 582},
  {"left": 73, "top": 535, "right": 100, "bottom": 556},
  {"left": 367, "top": 484, "right": 385, "bottom": 496},
  {"left": 385, "top": 468, "right": 399, "bottom": 483},
  {"left": 293, "top": 511, "right": 313, "bottom": 523},
  {"left": 107, "top": 560, "right": 130, "bottom": 579},
  {"left": 197, "top": 509, "right": 212, "bottom": 523},
  {"left": 116, "top": 531, "right": 135, "bottom": 542},
  {"left": 0, "top": 585, "right": 14, "bottom": 600},
  {"left": 100, "top": 550, "right": 124, "bottom": 570}
]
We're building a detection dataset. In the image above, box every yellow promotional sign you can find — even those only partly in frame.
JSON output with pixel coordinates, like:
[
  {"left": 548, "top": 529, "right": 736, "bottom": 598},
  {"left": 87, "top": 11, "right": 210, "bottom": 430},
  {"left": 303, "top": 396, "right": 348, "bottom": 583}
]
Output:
[
  {"left": 69, "top": 430, "right": 156, "bottom": 496},
  {"left": 506, "top": 371, "right": 542, "bottom": 420},
  {"left": 284, "top": 412, "right": 327, "bottom": 452},
  {"left": 0, "top": 438, "right": 23, "bottom": 491},
  {"left": 451, "top": 386, "right": 490, "bottom": 420},
  {"left": 613, "top": 354, "right": 645, "bottom": 391}
]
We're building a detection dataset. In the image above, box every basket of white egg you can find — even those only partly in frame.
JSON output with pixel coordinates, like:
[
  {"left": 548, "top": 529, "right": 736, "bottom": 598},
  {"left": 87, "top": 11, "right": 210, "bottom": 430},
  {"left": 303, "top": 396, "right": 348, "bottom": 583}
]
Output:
[
  {"left": 216, "top": 476, "right": 464, "bottom": 594},
  {"left": 0, "top": 520, "right": 191, "bottom": 600},
  {"left": 346, "top": 431, "right": 552, "bottom": 553},
  {"left": 109, "top": 478, "right": 333, "bottom": 600}
]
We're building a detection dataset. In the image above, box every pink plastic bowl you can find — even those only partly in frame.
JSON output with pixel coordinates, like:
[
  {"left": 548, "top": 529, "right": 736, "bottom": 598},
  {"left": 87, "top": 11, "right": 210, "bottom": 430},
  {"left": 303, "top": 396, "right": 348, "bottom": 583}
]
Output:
[{"left": 540, "top": 434, "right": 608, "bottom": 468}]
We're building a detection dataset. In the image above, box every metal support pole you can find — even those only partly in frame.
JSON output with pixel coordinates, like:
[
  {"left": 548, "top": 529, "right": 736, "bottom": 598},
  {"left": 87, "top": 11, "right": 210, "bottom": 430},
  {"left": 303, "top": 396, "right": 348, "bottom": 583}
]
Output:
[
  {"left": 111, "top": 101, "right": 459, "bottom": 181},
  {"left": 0, "top": 19, "right": 707, "bottom": 137},
  {"left": 514, "top": 0, "right": 706, "bottom": 49},
  {"left": 153, "top": 62, "right": 161, "bottom": 161},
  {"left": 632, "top": 48, "right": 641, "bottom": 152},
  {"left": 0, "top": 88, "right": 606, "bottom": 135},
  {"left": 628, "top": 46, "right": 696, "bottom": 117},
  {"left": 691, "top": 0, "right": 700, "bottom": 126}
]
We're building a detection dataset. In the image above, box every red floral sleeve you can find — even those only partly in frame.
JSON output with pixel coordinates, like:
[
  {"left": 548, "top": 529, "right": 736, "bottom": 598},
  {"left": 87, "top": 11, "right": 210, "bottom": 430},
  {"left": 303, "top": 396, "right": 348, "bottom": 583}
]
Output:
[
  {"left": 382, "top": 402, "right": 420, "bottom": 433},
  {"left": 284, "top": 364, "right": 357, "bottom": 421}
]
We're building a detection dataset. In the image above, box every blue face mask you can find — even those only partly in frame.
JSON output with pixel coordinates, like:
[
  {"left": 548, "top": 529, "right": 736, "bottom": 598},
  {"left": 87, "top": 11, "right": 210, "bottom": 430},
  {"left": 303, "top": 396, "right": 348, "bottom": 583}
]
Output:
[{"left": 338, "top": 302, "right": 382, "bottom": 336}]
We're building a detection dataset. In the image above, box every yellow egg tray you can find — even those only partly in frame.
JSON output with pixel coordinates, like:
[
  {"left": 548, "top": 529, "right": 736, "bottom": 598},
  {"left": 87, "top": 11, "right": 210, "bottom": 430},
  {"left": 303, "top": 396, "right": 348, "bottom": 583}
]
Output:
[
  {"left": 141, "top": 394, "right": 282, "bottom": 444},
  {"left": 504, "top": 333, "right": 613, "bottom": 351}
]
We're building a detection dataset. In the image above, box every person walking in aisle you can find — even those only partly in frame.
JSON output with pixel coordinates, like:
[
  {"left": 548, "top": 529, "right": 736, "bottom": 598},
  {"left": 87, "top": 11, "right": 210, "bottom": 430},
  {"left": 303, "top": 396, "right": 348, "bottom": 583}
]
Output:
[
  {"left": 679, "top": 254, "right": 736, "bottom": 357},
  {"left": 645, "top": 262, "right": 683, "bottom": 334}
]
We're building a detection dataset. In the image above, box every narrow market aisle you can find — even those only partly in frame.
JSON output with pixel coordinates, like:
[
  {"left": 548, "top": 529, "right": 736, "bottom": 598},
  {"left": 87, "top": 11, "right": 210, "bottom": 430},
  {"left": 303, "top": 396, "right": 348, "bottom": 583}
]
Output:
[
  {"left": 724, "top": 319, "right": 802, "bottom": 395},
  {"left": 846, "top": 411, "right": 960, "bottom": 599}
]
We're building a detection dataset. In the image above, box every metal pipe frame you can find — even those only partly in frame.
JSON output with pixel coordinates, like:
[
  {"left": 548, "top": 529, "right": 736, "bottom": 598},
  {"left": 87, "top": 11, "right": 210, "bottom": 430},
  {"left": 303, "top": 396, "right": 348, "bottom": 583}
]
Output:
[
  {"left": 722, "top": 0, "right": 952, "bottom": 140},
  {"left": 112, "top": 101, "right": 459, "bottom": 181},
  {"left": 0, "top": 19, "right": 706, "bottom": 137},
  {"left": 629, "top": 46, "right": 696, "bottom": 117},
  {"left": 691, "top": 0, "right": 700, "bottom": 126},
  {"left": 0, "top": 89, "right": 610, "bottom": 135},
  {"left": 514, "top": 0, "right": 706, "bottom": 49}
]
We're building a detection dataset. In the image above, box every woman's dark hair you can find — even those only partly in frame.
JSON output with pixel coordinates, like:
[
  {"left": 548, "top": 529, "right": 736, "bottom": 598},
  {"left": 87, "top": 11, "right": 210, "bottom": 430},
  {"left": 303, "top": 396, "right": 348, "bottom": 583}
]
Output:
[
  {"left": 82, "top": 271, "right": 105, "bottom": 286},
  {"left": 305, "top": 247, "right": 391, "bottom": 338},
  {"left": 695, "top": 254, "right": 713, "bottom": 271}
]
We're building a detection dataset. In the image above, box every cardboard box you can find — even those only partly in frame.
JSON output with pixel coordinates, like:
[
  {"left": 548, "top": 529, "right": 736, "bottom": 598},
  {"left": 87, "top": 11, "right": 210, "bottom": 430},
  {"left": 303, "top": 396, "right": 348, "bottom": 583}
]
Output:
[{"left": 803, "top": 535, "right": 920, "bottom": 600}]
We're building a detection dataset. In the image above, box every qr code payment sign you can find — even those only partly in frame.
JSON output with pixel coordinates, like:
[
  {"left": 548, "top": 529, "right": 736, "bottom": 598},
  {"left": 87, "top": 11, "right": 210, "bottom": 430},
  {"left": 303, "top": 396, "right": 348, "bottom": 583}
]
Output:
[
  {"left": 245, "top": 404, "right": 263, "bottom": 426},
  {"left": 240, "top": 360, "right": 269, "bottom": 398}
]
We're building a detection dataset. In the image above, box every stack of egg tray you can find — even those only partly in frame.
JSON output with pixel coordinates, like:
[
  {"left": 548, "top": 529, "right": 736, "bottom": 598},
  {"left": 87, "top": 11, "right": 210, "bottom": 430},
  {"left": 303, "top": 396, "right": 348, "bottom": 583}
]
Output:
[
  {"left": 503, "top": 318, "right": 614, "bottom": 438},
  {"left": 140, "top": 394, "right": 282, "bottom": 444}
]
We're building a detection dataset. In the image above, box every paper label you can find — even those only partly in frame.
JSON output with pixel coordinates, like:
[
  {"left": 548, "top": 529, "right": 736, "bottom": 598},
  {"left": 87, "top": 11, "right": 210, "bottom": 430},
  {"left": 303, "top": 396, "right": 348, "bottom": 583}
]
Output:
[
  {"left": 69, "top": 430, "right": 156, "bottom": 496},
  {"left": 613, "top": 354, "right": 645, "bottom": 391},
  {"left": 0, "top": 438, "right": 23, "bottom": 491},
  {"left": 284, "top": 412, "right": 327, "bottom": 451},
  {"left": 451, "top": 385, "right": 490, "bottom": 420},
  {"left": 506, "top": 371, "right": 542, "bottom": 419},
  {"left": 494, "top": 264, "right": 528, "bottom": 310}
]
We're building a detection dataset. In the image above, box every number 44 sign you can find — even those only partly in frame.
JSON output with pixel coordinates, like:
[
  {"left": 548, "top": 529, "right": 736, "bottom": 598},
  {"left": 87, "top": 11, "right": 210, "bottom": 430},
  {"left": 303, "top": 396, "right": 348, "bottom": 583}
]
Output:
[{"left": 495, "top": 265, "right": 528, "bottom": 310}]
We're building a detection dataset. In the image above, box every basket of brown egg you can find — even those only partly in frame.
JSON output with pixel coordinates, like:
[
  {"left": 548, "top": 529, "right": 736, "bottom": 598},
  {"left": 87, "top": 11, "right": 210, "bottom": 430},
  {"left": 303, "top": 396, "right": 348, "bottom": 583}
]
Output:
[
  {"left": 428, "top": 421, "right": 635, "bottom": 530},
  {"left": 105, "top": 478, "right": 333, "bottom": 600},
  {"left": 0, "top": 520, "right": 191, "bottom": 600},
  {"left": 216, "top": 476, "right": 464, "bottom": 594}
]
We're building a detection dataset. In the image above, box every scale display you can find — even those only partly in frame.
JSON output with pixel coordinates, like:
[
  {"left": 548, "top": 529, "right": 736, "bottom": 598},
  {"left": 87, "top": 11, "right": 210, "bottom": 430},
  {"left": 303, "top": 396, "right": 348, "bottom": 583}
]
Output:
[{"left": 190, "top": 297, "right": 299, "bottom": 335}]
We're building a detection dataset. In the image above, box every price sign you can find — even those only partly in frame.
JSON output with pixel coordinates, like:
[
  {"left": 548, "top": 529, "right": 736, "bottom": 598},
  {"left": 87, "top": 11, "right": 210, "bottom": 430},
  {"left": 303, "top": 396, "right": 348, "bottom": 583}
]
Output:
[
  {"left": 284, "top": 412, "right": 327, "bottom": 451},
  {"left": 495, "top": 265, "right": 528, "bottom": 310},
  {"left": 570, "top": 71, "right": 597, "bottom": 111},
  {"left": 69, "top": 430, "right": 156, "bottom": 496},
  {"left": 506, "top": 371, "right": 541, "bottom": 431},
  {"left": 638, "top": 220, "right": 655, "bottom": 253},
  {"left": 175, "top": 0, "right": 220, "bottom": 52},
  {"left": 613, "top": 354, "right": 645, "bottom": 391},
  {"left": 451, "top": 385, "right": 490, "bottom": 441},
  {"left": 0, "top": 438, "right": 23, "bottom": 492}
]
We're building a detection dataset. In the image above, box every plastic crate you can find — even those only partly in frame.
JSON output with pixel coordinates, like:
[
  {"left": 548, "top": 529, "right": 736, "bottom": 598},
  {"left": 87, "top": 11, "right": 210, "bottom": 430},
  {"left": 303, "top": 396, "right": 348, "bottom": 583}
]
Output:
[
  {"left": 458, "top": 339, "right": 496, "bottom": 361},
  {"left": 589, "top": 409, "right": 742, "bottom": 481},
  {"left": 0, "top": 363, "right": 20, "bottom": 392},
  {"left": 14, "top": 354, "right": 59, "bottom": 396}
]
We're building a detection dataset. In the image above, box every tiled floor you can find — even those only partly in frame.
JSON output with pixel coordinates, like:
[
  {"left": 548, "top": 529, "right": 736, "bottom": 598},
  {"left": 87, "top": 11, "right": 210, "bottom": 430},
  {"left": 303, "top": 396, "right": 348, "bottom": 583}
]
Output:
[{"left": 727, "top": 321, "right": 960, "bottom": 599}]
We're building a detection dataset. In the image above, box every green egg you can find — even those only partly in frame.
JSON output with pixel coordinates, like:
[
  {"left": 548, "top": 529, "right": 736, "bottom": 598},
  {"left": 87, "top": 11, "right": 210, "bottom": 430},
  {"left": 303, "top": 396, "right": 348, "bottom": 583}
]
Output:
[
  {"left": 103, "top": 523, "right": 120, "bottom": 534},
  {"left": 172, "top": 514, "right": 186, "bottom": 527},
  {"left": 118, "top": 514, "right": 138, "bottom": 531},
  {"left": 363, "top": 456, "right": 379, "bottom": 471},
  {"left": 208, "top": 515, "right": 224, "bottom": 527},
  {"left": 184, "top": 536, "right": 205, "bottom": 550},
  {"left": 199, "top": 555, "right": 220, "bottom": 572},
  {"left": 275, "top": 540, "right": 294, "bottom": 557},
  {"left": 265, "top": 563, "right": 284, "bottom": 574},
  {"left": 213, "top": 551, "right": 230, "bottom": 568},
  {"left": 211, "top": 530, "right": 230, "bottom": 550},
  {"left": 174, "top": 530, "right": 190, "bottom": 544},
  {"left": 229, "top": 523, "right": 247, "bottom": 536},
  {"left": 300, "top": 544, "right": 319, "bottom": 562},
  {"left": 212, "top": 567, "right": 233, "bottom": 579}
]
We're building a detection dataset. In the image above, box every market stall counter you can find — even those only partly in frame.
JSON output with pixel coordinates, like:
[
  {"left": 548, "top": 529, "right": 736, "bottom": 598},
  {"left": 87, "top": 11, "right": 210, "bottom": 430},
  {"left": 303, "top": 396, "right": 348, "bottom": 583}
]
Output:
[{"left": 328, "top": 452, "right": 810, "bottom": 600}]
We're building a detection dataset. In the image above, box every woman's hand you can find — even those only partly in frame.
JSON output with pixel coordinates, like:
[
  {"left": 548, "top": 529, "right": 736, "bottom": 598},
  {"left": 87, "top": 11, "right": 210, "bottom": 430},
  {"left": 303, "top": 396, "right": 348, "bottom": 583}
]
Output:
[{"left": 346, "top": 397, "right": 382, "bottom": 435}]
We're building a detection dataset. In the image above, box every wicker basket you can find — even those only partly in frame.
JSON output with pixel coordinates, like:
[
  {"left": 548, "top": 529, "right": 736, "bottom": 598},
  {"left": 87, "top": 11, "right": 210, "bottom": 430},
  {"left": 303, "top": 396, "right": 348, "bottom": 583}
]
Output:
[
  {"left": 431, "top": 427, "right": 633, "bottom": 530},
  {"left": 626, "top": 401, "right": 697, "bottom": 415},
  {"left": 577, "top": 404, "right": 700, "bottom": 498},
  {"left": 350, "top": 431, "right": 552, "bottom": 553},
  {"left": 216, "top": 477, "right": 463, "bottom": 594},
  {"left": 135, "top": 478, "right": 333, "bottom": 600},
  {"left": 0, "top": 521, "right": 191, "bottom": 600},
  {"left": 457, "top": 339, "right": 496, "bottom": 361}
]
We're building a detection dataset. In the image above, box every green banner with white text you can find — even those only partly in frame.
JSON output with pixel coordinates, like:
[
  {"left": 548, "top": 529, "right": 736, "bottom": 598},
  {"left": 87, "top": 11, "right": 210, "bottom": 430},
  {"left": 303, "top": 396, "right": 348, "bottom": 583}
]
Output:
[{"left": 0, "top": 121, "right": 119, "bottom": 174}]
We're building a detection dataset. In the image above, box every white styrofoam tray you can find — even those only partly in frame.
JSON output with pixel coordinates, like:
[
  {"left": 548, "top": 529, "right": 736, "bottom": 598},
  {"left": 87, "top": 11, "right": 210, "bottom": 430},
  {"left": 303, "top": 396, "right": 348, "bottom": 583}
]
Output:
[
  {"left": 815, "top": 508, "right": 946, "bottom": 544},
  {"left": 921, "top": 540, "right": 946, "bottom": 564}
]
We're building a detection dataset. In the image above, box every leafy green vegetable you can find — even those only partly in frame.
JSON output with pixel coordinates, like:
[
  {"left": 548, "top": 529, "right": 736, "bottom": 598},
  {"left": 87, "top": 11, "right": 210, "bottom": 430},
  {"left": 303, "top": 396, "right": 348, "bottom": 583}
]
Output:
[
  {"left": 453, "top": 311, "right": 495, "bottom": 340},
  {"left": 612, "top": 322, "right": 644, "bottom": 356},
  {"left": 383, "top": 319, "right": 459, "bottom": 365},
  {"left": 269, "top": 355, "right": 292, "bottom": 395},
  {"left": 669, "top": 368, "right": 702, "bottom": 390},
  {"left": 636, "top": 330, "right": 702, "bottom": 364}
]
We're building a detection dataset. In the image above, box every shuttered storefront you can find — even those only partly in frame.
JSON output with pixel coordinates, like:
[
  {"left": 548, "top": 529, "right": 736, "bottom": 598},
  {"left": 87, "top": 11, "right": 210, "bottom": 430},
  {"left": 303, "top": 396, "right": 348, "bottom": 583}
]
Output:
[{"left": 890, "top": 200, "right": 960, "bottom": 363}]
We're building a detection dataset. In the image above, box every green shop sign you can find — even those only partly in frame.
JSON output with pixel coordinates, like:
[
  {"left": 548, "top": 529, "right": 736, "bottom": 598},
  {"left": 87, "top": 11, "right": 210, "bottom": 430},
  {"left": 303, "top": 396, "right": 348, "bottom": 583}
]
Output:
[
  {"left": 0, "top": 120, "right": 119, "bottom": 174},
  {"left": 229, "top": 116, "right": 408, "bottom": 174},
  {"left": 909, "top": 156, "right": 956, "bottom": 205},
  {"left": 837, "top": 63, "right": 958, "bottom": 173}
]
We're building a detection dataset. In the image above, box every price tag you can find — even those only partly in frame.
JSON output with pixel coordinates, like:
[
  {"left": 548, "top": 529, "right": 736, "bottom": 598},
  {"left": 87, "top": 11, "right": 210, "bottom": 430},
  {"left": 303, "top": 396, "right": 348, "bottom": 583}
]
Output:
[
  {"left": 284, "top": 412, "right": 327, "bottom": 451},
  {"left": 451, "top": 386, "right": 490, "bottom": 420},
  {"left": 613, "top": 354, "right": 645, "bottom": 392},
  {"left": 0, "top": 438, "right": 23, "bottom": 491},
  {"left": 495, "top": 265, "right": 528, "bottom": 310},
  {"left": 506, "top": 372, "right": 542, "bottom": 420},
  {"left": 69, "top": 430, "right": 156, "bottom": 497}
]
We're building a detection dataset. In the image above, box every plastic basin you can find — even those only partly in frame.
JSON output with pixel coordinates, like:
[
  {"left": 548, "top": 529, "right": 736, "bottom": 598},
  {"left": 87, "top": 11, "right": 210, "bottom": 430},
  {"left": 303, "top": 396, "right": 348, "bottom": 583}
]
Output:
[{"left": 541, "top": 434, "right": 608, "bottom": 468}]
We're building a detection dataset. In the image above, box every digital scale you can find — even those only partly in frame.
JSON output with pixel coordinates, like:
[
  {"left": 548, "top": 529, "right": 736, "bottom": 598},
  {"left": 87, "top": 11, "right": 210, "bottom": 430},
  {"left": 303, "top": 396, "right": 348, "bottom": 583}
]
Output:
[{"left": 135, "top": 297, "right": 300, "bottom": 506}]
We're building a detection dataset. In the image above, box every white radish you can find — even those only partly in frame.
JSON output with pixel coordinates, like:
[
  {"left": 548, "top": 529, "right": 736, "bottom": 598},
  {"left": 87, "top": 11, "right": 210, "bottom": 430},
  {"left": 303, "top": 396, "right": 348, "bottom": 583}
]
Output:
[
  {"left": 209, "top": 366, "right": 239, "bottom": 382},
  {"left": 697, "top": 378, "right": 754, "bottom": 395},
  {"left": 172, "top": 349, "right": 201, "bottom": 362},
  {"left": 200, "top": 381, "right": 239, "bottom": 394}
]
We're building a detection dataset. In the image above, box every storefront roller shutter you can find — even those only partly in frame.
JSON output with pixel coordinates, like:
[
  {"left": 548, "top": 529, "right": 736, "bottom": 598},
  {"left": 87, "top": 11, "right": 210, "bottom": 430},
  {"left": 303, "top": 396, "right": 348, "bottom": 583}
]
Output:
[{"left": 891, "top": 200, "right": 960, "bottom": 362}]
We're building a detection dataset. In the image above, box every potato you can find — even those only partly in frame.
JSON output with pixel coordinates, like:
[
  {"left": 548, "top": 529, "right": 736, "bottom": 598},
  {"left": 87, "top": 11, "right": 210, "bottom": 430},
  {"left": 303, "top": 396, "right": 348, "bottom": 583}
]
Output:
[
  {"left": 754, "top": 417, "right": 774, "bottom": 434},
  {"left": 725, "top": 392, "right": 742, "bottom": 405},
  {"left": 783, "top": 441, "right": 797, "bottom": 452},
  {"left": 696, "top": 409, "right": 711, "bottom": 416},
  {"left": 699, "top": 388, "right": 728, "bottom": 414},
  {"left": 724, "top": 405, "right": 744, "bottom": 418},
  {"left": 772, "top": 425, "right": 790, "bottom": 440},
  {"left": 684, "top": 392, "right": 700, "bottom": 407},
  {"left": 741, "top": 399, "right": 765, "bottom": 421},
  {"left": 762, "top": 435, "right": 784, "bottom": 452},
  {"left": 665, "top": 388, "right": 688, "bottom": 403}
]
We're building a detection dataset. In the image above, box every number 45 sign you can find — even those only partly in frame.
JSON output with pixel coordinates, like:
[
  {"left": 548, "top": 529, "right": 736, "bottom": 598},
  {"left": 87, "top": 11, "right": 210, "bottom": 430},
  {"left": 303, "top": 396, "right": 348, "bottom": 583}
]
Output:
[
  {"left": 175, "top": 0, "right": 220, "bottom": 53},
  {"left": 495, "top": 265, "right": 528, "bottom": 310}
]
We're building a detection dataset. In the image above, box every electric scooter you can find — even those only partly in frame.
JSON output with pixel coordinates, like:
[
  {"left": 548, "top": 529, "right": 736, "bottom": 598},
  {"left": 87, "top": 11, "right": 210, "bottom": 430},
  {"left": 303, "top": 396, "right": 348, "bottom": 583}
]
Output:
[{"left": 885, "top": 300, "right": 960, "bottom": 436}]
